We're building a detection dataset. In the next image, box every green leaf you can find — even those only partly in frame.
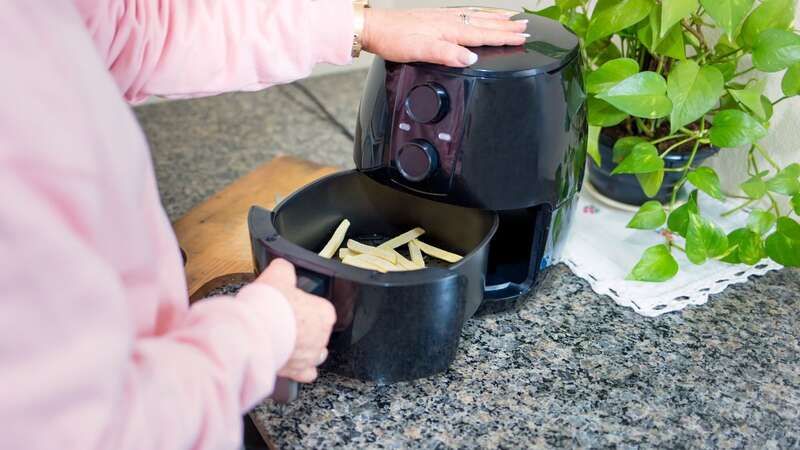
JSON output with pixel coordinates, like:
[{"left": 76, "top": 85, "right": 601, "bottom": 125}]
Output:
[
  {"left": 586, "top": 0, "right": 653, "bottom": 44},
  {"left": 612, "top": 142, "right": 665, "bottom": 174},
  {"left": 587, "top": 125, "right": 602, "bottom": 166},
  {"left": 687, "top": 166, "right": 725, "bottom": 200},
  {"left": 740, "top": 0, "right": 796, "bottom": 48},
  {"left": 597, "top": 72, "right": 672, "bottom": 118},
  {"left": 738, "top": 229, "right": 766, "bottom": 264},
  {"left": 712, "top": 62, "right": 738, "bottom": 81},
  {"left": 588, "top": 97, "right": 628, "bottom": 127},
  {"left": 747, "top": 209, "right": 776, "bottom": 234},
  {"left": 728, "top": 80, "right": 768, "bottom": 120},
  {"left": 686, "top": 212, "right": 729, "bottom": 264},
  {"left": 667, "top": 61, "right": 724, "bottom": 133},
  {"left": 636, "top": 169, "right": 666, "bottom": 197},
  {"left": 638, "top": 6, "right": 687, "bottom": 60},
  {"left": 656, "top": 23, "right": 687, "bottom": 60},
  {"left": 586, "top": 40, "right": 623, "bottom": 66},
  {"left": 784, "top": 163, "right": 800, "bottom": 178},
  {"left": 587, "top": 58, "right": 640, "bottom": 94},
  {"left": 612, "top": 136, "right": 647, "bottom": 163},
  {"left": 626, "top": 244, "right": 680, "bottom": 281},
  {"left": 562, "top": 10, "right": 589, "bottom": 37},
  {"left": 627, "top": 200, "right": 667, "bottom": 229},
  {"left": 740, "top": 174, "right": 768, "bottom": 199},
  {"left": 722, "top": 228, "right": 764, "bottom": 264},
  {"left": 760, "top": 95, "right": 774, "bottom": 121},
  {"left": 766, "top": 171, "right": 800, "bottom": 196},
  {"left": 700, "top": 0, "right": 754, "bottom": 38},
  {"left": 668, "top": 189, "right": 699, "bottom": 236},
  {"left": 661, "top": 0, "right": 697, "bottom": 37},
  {"left": 792, "top": 193, "right": 800, "bottom": 215},
  {"left": 765, "top": 231, "right": 800, "bottom": 266},
  {"left": 782, "top": 63, "right": 800, "bottom": 96},
  {"left": 524, "top": 6, "right": 562, "bottom": 20},
  {"left": 776, "top": 217, "right": 800, "bottom": 240},
  {"left": 709, "top": 109, "right": 768, "bottom": 148},
  {"left": 752, "top": 29, "right": 800, "bottom": 72}
]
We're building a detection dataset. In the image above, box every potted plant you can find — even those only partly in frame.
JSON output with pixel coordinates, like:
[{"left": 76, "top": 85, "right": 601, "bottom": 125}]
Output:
[{"left": 527, "top": 0, "right": 800, "bottom": 280}]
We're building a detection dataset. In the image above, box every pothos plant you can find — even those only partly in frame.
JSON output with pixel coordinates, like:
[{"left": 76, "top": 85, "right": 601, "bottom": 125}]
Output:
[{"left": 527, "top": 0, "right": 800, "bottom": 281}]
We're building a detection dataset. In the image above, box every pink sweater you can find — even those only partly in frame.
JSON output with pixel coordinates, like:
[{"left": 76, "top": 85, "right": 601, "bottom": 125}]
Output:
[{"left": 0, "top": 1, "right": 352, "bottom": 449}]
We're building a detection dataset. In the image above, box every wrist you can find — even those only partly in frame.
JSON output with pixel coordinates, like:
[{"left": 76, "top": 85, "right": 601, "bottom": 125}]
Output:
[
  {"left": 361, "top": 7, "right": 375, "bottom": 54},
  {"left": 351, "top": 1, "right": 369, "bottom": 57}
]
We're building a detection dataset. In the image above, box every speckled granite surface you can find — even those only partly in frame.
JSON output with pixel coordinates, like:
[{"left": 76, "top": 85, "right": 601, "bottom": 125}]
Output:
[{"left": 137, "top": 70, "right": 800, "bottom": 449}]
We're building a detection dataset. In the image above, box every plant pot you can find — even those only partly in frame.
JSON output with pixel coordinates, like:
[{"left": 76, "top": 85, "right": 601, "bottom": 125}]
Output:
[{"left": 588, "top": 133, "right": 719, "bottom": 206}]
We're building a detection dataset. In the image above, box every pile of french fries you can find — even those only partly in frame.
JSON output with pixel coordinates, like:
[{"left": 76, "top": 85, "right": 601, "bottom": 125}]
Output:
[{"left": 317, "top": 219, "right": 463, "bottom": 272}]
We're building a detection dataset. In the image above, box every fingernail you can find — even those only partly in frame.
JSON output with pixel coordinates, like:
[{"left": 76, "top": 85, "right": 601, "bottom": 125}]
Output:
[
  {"left": 520, "top": 33, "right": 531, "bottom": 38},
  {"left": 462, "top": 51, "right": 479, "bottom": 66},
  {"left": 515, "top": 19, "right": 529, "bottom": 24}
]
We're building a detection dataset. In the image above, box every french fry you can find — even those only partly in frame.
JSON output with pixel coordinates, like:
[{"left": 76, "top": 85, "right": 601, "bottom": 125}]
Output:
[
  {"left": 389, "top": 249, "right": 420, "bottom": 270},
  {"left": 346, "top": 239, "right": 397, "bottom": 263},
  {"left": 338, "top": 248, "right": 357, "bottom": 259},
  {"left": 318, "top": 219, "right": 350, "bottom": 258},
  {"left": 344, "top": 254, "right": 401, "bottom": 272},
  {"left": 341, "top": 255, "right": 387, "bottom": 273},
  {"left": 407, "top": 240, "right": 425, "bottom": 268},
  {"left": 378, "top": 227, "right": 425, "bottom": 250},
  {"left": 412, "top": 239, "right": 463, "bottom": 263}
]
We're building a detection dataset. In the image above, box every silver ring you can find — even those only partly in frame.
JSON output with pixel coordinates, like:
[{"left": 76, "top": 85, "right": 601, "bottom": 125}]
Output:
[{"left": 459, "top": 13, "right": 471, "bottom": 25}]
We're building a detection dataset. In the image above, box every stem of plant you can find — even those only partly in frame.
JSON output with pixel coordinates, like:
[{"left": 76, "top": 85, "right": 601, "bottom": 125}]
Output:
[
  {"left": 722, "top": 198, "right": 755, "bottom": 217},
  {"left": 671, "top": 243, "right": 686, "bottom": 253},
  {"left": 635, "top": 117, "right": 653, "bottom": 137},
  {"left": 755, "top": 143, "right": 781, "bottom": 171},
  {"left": 711, "top": 47, "right": 742, "bottom": 62},
  {"left": 772, "top": 96, "right": 790, "bottom": 106},
  {"left": 660, "top": 136, "right": 697, "bottom": 159},
  {"left": 732, "top": 66, "right": 755, "bottom": 78},
  {"left": 766, "top": 191, "right": 782, "bottom": 216},
  {"left": 650, "top": 133, "right": 686, "bottom": 145},
  {"left": 668, "top": 123, "right": 704, "bottom": 214}
]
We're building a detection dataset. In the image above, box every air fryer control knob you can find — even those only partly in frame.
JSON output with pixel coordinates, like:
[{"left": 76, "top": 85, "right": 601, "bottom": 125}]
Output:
[
  {"left": 405, "top": 83, "right": 449, "bottom": 123},
  {"left": 397, "top": 140, "right": 438, "bottom": 182}
]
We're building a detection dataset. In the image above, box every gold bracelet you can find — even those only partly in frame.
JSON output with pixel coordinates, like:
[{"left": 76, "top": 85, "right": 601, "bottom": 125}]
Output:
[{"left": 352, "top": 0, "right": 369, "bottom": 58}]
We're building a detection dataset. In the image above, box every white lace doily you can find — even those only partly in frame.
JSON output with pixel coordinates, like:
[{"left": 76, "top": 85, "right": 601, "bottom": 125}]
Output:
[{"left": 561, "top": 184, "right": 783, "bottom": 317}]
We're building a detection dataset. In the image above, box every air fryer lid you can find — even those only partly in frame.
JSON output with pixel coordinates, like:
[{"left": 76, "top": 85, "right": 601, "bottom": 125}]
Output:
[{"left": 418, "top": 11, "right": 579, "bottom": 78}]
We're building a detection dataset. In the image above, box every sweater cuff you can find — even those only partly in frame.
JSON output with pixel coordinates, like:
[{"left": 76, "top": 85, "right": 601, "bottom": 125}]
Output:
[
  {"left": 307, "top": 0, "right": 354, "bottom": 65},
  {"left": 235, "top": 283, "right": 296, "bottom": 378}
]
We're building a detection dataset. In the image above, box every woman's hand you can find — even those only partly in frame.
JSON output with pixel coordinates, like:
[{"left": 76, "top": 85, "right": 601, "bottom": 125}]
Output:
[
  {"left": 362, "top": 8, "right": 528, "bottom": 67},
  {"left": 255, "top": 259, "right": 336, "bottom": 383}
]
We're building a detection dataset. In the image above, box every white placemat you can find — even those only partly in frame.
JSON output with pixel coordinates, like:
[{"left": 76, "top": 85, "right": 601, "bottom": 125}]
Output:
[{"left": 561, "top": 185, "right": 783, "bottom": 317}]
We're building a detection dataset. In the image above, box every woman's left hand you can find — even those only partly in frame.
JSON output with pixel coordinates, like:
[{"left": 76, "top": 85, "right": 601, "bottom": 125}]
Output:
[{"left": 362, "top": 8, "right": 529, "bottom": 68}]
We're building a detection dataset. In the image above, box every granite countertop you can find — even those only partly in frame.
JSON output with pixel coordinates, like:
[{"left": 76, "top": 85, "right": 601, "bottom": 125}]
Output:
[{"left": 136, "top": 70, "right": 800, "bottom": 449}]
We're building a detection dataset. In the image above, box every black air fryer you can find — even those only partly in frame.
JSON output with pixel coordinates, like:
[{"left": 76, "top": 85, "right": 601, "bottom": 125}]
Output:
[{"left": 248, "top": 11, "right": 586, "bottom": 385}]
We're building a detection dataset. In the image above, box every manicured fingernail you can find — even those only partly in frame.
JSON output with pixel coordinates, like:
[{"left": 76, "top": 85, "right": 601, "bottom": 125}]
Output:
[
  {"left": 515, "top": 19, "right": 529, "bottom": 24},
  {"left": 462, "top": 51, "right": 479, "bottom": 65},
  {"left": 520, "top": 33, "right": 531, "bottom": 38}
]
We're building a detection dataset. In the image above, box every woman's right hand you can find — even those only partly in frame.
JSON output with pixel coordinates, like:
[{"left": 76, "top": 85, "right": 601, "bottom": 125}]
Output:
[{"left": 254, "top": 259, "right": 336, "bottom": 383}]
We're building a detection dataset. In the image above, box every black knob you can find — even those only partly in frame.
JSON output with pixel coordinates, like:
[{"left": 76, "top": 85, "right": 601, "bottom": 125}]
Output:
[
  {"left": 397, "top": 140, "right": 438, "bottom": 182},
  {"left": 404, "top": 83, "right": 449, "bottom": 123}
]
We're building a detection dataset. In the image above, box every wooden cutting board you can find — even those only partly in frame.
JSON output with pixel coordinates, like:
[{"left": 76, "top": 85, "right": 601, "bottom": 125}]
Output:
[{"left": 173, "top": 155, "right": 338, "bottom": 301}]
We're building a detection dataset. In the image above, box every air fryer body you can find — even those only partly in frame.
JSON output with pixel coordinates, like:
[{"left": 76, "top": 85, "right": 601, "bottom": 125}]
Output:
[{"left": 353, "top": 13, "right": 587, "bottom": 310}]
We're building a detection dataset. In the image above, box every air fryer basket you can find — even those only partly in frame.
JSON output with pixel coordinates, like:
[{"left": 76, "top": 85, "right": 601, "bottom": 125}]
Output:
[{"left": 249, "top": 170, "right": 498, "bottom": 382}]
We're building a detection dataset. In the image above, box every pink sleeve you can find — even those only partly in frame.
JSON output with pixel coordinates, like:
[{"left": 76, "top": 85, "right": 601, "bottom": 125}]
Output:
[
  {"left": 0, "top": 166, "right": 296, "bottom": 450},
  {"left": 74, "top": 0, "right": 354, "bottom": 103}
]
